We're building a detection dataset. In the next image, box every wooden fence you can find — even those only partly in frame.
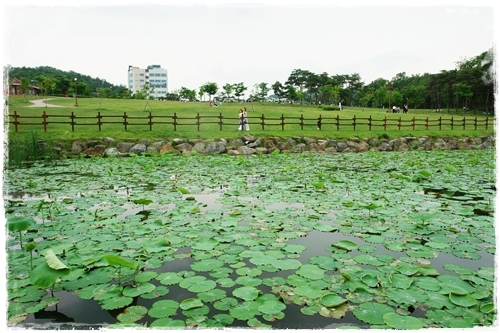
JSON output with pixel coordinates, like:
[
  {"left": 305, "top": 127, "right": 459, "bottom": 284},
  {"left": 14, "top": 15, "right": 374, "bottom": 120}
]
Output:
[{"left": 7, "top": 111, "right": 495, "bottom": 132}]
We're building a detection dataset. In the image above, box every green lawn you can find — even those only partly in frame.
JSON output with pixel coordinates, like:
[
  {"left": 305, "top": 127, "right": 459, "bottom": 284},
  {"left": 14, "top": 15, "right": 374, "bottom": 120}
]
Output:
[{"left": 5, "top": 95, "right": 496, "bottom": 142}]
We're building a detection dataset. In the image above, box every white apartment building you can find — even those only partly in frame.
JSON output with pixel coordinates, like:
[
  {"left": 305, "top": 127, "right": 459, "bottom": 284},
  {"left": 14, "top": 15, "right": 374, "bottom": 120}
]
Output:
[{"left": 127, "top": 64, "right": 168, "bottom": 99}]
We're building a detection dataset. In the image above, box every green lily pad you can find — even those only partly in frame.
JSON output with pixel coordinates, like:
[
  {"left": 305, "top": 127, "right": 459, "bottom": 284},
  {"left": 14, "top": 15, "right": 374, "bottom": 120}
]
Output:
[
  {"left": 352, "top": 302, "right": 395, "bottom": 325},
  {"left": 116, "top": 305, "right": 148, "bottom": 323},
  {"left": 449, "top": 293, "right": 477, "bottom": 307},
  {"left": 148, "top": 299, "right": 180, "bottom": 318},
  {"left": 296, "top": 264, "right": 326, "bottom": 280},
  {"left": 180, "top": 298, "right": 204, "bottom": 310},
  {"left": 258, "top": 300, "right": 286, "bottom": 315},
  {"left": 190, "top": 259, "right": 224, "bottom": 272},
  {"left": 321, "top": 293, "right": 348, "bottom": 307},
  {"left": 383, "top": 312, "right": 424, "bottom": 329},
  {"left": 232, "top": 287, "right": 261, "bottom": 301}
]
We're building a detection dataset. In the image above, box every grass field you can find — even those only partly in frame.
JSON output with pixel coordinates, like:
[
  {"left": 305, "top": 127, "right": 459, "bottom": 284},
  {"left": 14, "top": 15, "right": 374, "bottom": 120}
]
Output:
[{"left": 5, "top": 95, "right": 496, "bottom": 142}]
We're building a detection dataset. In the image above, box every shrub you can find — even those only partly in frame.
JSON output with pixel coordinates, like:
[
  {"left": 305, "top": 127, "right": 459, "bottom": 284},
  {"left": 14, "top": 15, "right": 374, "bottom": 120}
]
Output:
[
  {"left": 378, "top": 133, "right": 390, "bottom": 140},
  {"left": 323, "top": 106, "right": 340, "bottom": 111}
]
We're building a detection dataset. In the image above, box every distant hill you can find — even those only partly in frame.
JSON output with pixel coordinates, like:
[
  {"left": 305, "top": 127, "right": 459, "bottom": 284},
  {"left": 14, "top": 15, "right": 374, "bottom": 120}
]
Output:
[{"left": 7, "top": 65, "right": 121, "bottom": 96}]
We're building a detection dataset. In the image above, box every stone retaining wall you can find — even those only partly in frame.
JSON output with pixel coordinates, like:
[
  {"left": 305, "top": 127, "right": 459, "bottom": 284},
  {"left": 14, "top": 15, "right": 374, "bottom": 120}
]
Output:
[{"left": 60, "top": 135, "right": 495, "bottom": 158}]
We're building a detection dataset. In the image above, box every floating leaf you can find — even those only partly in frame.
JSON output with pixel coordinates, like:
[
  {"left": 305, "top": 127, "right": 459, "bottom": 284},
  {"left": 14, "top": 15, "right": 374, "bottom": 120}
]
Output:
[
  {"left": 320, "top": 293, "right": 347, "bottom": 307},
  {"left": 332, "top": 240, "right": 358, "bottom": 251},
  {"left": 383, "top": 312, "right": 424, "bottom": 330},
  {"left": 449, "top": 293, "right": 477, "bottom": 307},
  {"left": 180, "top": 298, "right": 203, "bottom": 310},
  {"left": 232, "top": 287, "right": 261, "bottom": 301},
  {"left": 352, "top": 302, "right": 395, "bottom": 325},
  {"left": 148, "top": 299, "right": 180, "bottom": 319}
]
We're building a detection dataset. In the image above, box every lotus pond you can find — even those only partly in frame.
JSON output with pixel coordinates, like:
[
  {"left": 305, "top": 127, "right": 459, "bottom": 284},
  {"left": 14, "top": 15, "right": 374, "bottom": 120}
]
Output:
[{"left": 4, "top": 148, "right": 497, "bottom": 330}]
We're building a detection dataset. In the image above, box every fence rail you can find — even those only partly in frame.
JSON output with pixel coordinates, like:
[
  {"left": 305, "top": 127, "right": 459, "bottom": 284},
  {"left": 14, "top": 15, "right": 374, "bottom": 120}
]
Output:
[{"left": 6, "top": 111, "right": 495, "bottom": 132}]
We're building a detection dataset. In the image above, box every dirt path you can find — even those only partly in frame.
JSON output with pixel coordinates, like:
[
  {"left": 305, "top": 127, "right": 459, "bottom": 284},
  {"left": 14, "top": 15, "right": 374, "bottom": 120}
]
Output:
[{"left": 27, "top": 98, "right": 65, "bottom": 107}]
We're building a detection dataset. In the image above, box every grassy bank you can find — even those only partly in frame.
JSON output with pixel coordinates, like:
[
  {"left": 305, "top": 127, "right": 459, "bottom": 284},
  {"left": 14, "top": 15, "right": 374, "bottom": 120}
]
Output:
[{"left": 5, "top": 95, "right": 496, "bottom": 142}]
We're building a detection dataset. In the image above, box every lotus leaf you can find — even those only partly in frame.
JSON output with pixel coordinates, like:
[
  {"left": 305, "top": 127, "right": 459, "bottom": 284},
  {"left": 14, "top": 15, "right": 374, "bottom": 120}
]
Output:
[
  {"left": 7, "top": 215, "right": 36, "bottom": 232},
  {"left": 390, "top": 274, "right": 413, "bottom": 289},
  {"left": 179, "top": 276, "right": 217, "bottom": 293},
  {"left": 385, "top": 287, "right": 428, "bottom": 305},
  {"left": 332, "top": 240, "right": 358, "bottom": 251},
  {"left": 142, "top": 285, "right": 170, "bottom": 299},
  {"left": 300, "top": 305, "right": 320, "bottom": 316},
  {"left": 449, "top": 293, "right": 477, "bottom": 307},
  {"left": 100, "top": 296, "right": 133, "bottom": 310},
  {"left": 148, "top": 299, "right": 180, "bottom": 318},
  {"left": 235, "top": 276, "right": 262, "bottom": 287},
  {"left": 180, "top": 298, "right": 204, "bottom": 310},
  {"left": 190, "top": 258, "right": 224, "bottom": 272},
  {"left": 229, "top": 301, "right": 261, "bottom": 320},
  {"left": 213, "top": 297, "right": 238, "bottom": 311},
  {"left": 197, "top": 289, "right": 226, "bottom": 303},
  {"left": 352, "top": 302, "right": 395, "bottom": 325},
  {"left": 116, "top": 305, "right": 148, "bottom": 323},
  {"left": 270, "top": 259, "right": 301, "bottom": 270},
  {"left": 353, "top": 254, "right": 384, "bottom": 267},
  {"left": 205, "top": 314, "right": 234, "bottom": 327},
  {"left": 321, "top": 293, "right": 348, "bottom": 307},
  {"left": 134, "top": 271, "right": 158, "bottom": 283},
  {"left": 150, "top": 318, "right": 185, "bottom": 328},
  {"left": 232, "top": 286, "right": 261, "bottom": 301},
  {"left": 296, "top": 264, "right": 326, "bottom": 280},
  {"left": 383, "top": 312, "right": 424, "bottom": 330},
  {"left": 122, "top": 282, "right": 156, "bottom": 297},
  {"left": 157, "top": 272, "right": 184, "bottom": 285}
]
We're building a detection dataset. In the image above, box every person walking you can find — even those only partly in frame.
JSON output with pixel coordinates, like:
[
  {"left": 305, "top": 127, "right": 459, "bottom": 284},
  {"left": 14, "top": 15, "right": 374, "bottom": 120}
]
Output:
[
  {"left": 237, "top": 109, "right": 244, "bottom": 130},
  {"left": 243, "top": 107, "right": 250, "bottom": 130}
]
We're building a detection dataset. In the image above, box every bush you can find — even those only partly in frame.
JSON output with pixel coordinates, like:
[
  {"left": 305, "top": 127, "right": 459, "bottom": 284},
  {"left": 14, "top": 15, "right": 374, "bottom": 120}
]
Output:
[
  {"left": 323, "top": 106, "right": 340, "bottom": 111},
  {"left": 378, "top": 133, "right": 389, "bottom": 140}
]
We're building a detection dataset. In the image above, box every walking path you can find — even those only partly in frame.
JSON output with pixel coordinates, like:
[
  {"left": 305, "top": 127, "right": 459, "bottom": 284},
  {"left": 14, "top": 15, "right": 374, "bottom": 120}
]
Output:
[{"left": 27, "top": 98, "right": 64, "bottom": 107}]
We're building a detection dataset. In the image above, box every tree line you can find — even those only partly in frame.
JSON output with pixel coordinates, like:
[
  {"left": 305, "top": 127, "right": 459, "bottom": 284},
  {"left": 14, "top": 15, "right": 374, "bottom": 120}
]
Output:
[{"left": 6, "top": 48, "right": 494, "bottom": 113}]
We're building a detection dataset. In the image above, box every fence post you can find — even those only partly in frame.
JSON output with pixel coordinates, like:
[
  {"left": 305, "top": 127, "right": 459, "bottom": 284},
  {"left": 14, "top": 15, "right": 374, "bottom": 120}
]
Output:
[
  {"left": 281, "top": 114, "right": 285, "bottom": 130},
  {"left": 97, "top": 111, "right": 102, "bottom": 131},
  {"left": 42, "top": 110, "right": 47, "bottom": 132},
  {"left": 353, "top": 115, "right": 356, "bottom": 131},
  {"left": 462, "top": 117, "right": 465, "bottom": 130},
  {"left": 336, "top": 114, "right": 339, "bottom": 130},
  {"left": 474, "top": 117, "right": 477, "bottom": 130},
  {"left": 71, "top": 111, "right": 75, "bottom": 132},
  {"left": 383, "top": 116, "right": 386, "bottom": 131},
  {"left": 412, "top": 117, "right": 415, "bottom": 131},
  {"left": 173, "top": 113, "right": 177, "bottom": 131},
  {"left": 425, "top": 117, "right": 429, "bottom": 130},
  {"left": 300, "top": 114, "right": 304, "bottom": 130},
  {"left": 123, "top": 112, "right": 128, "bottom": 131},
  {"left": 398, "top": 117, "right": 401, "bottom": 130},
  {"left": 261, "top": 114, "right": 265, "bottom": 130},
  {"left": 450, "top": 117, "right": 453, "bottom": 130},
  {"left": 13, "top": 110, "right": 18, "bottom": 132},
  {"left": 439, "top": 117, "right": 442, "bottom": 130},
  {"left": 197, "top": 112, "right": 200, "bottom": 131},
  {"left": 485, "top": 117, "right": 489, "bottom": 130},
  {"left": 368, "top": 115, "right": 372, "bottom": 131},
  {"left": 149, "top": 112, "right": 153, "bottom": 131},
  {"left": 219, "top": 112, "right": 223, "bottom": 131}
]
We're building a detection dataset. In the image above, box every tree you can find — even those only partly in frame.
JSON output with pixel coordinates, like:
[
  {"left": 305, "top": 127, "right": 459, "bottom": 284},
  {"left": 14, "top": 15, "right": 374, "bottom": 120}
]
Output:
[
  {"left": 360, "top": 91, "right": 374, "bottom": 110},
  {"left": 222, "top": 83, "right": 233, "bottom": 99},
  {"left": 345, "top": 73, "right": 364, "bottom": 107},
  {"left": 233, "top": 82, "right": 247, "bottom": 102},
  {"left": 285, "top": 85, "right": 298, "bottom": 103},
  {"left": 20, "top": 78, "right": 30, "bottom": 101},
  {"left": 271, "top": 81, "right": 285, "bottom": 101},
  {"left": 179, "top": 86, "right": 196, "bottom": 101},
  {"left": 202, "top": 82, "right": 218, "bottom": 101},
  {"left": 198, "top": 85, "right": 205, "bottom": 102},
  {"left": 453, "top": 83, "right": 473, "bottom": 111},
  {"left": 255, "top": 82, "right": 270, "bottom": 103}
]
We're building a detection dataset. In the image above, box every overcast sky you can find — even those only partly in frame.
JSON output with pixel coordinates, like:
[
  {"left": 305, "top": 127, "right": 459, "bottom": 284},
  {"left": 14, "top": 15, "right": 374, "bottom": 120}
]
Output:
[{"left": 3, "top": 0, "right": 497, "bottom": 96}]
